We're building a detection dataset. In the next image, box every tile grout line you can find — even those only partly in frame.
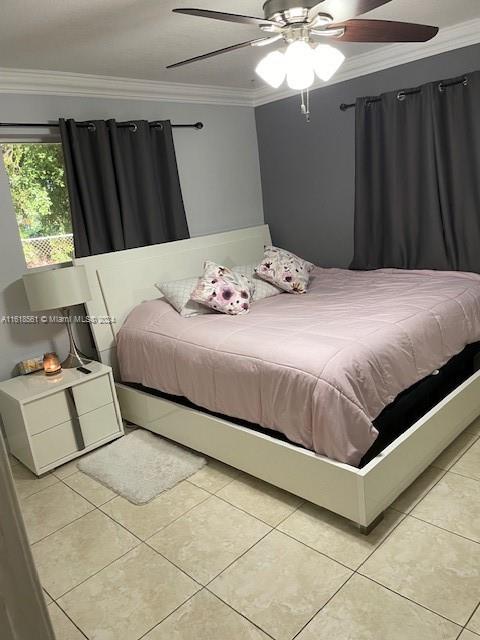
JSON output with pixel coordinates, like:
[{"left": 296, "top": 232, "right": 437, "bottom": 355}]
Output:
[
  {"left": 135, "top": 590, "right": 201, "bottom": 640},
  {"left": 142, "top": 505, "right": 276, "bottom": 593},
  {"left": 211, "top": 490, "right": 302, "bottom": 528},
  {"left": 48, "top": 496, "right": 214, "bottom": 603},
  {"left": 274, "top": 528, "right": 359, "bottom": 573},
  {"left": 463, "top": 600, "right": 480, "bottom": 631},
  {"left": 186, "top": 473, "right": 238, "bottom": 495},
  {"left": 16, "top": 477, "right": 61, "bottom": 501},
  {"left": 204, "top": 525, "right": 275, "bottom": 589},
  {"left": 48, "top": 600, "right": 89, "bottom": 640},
  {"left": 138, "top": 587, "right": 277, "bottom": 640},
  {"left": 132, "top": 488, "right": 213, "bottom": 538},
  {"left": 285, "top": 510, "right": 410, "bottom": 638},
  {"left": 284, "top": 505, "right": 467, "bottom": 636},
  {"left": 30, "top": 506, "right": 95, "bottom": 546},
  {"left": 198, "top": 518, "right": 353, "bottom": 639},
  {"left": 291, "top": 572, "right": 356, "bottom": 639},
  {"left": 430, "top": 432, "right": 480, "bottom": 475},
  {"left": 291, "top": 504, "right": 472, "bottom": 634},
  {"left": 47, "top": 469, "right": 276, "bottom": 638},
  {"left": 356, "top": 573, "right": 469, "bottom": 629},
  {"left": 53, "top": 541, "right": 144, "bottom": 602},
  {"left": 59, "top": 477, "right": 116, "bottom": 510},
  {"left": 143, "top": 538, "right": 206, "bottom": 590},
  {"left": 447, "top": 467, "right": 480, "bottom": 484},
  {"left": 393, "top": 466, "right": 449, "bottom": 515},
  {"left": 406, "top": 512, "right": 480, "bottom": 547},
  {"left": 204, "top": 588, "right": 278, "bottom": 640}
]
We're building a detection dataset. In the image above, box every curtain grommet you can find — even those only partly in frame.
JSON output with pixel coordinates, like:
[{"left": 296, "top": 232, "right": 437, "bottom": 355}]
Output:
[
  {"left": 87, "top": 122, "right": 96, "bottom": 132},
  {"left": 396, "top": 91, "right": 406, "bottom": 101},
  {"left": 152, "top": 121, "right": 164, "bottom": 131},
  {"left": 438, "top": 82, "right": 445, "bottom": 93},
  {"left": 463, "top": 75, "right": 469, "bottom": 86},
  {"left": 129, "top": 123, "right": 138, "bottom": 133}
]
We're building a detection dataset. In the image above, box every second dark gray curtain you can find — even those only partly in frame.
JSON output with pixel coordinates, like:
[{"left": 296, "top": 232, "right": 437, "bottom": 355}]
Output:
[
  {"left": 351, "top": 70, "right": 480, "bottom": 272},
  {"left": 60, "top": 119, "right": 189, "bottom": 257}
]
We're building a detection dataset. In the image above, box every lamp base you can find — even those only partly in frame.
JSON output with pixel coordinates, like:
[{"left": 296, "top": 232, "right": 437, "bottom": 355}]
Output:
[
  {"left": 60, "top": 307, "right": 91, "bottom": 369},
  {"left": 61, "top": 352, "right": 91, "bottom": 369}
]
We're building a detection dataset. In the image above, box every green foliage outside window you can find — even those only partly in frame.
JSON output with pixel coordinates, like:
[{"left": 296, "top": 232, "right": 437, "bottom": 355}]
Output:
[
  {"left": 1, "top": 143, "right": 71, "bottom": 237},
  {"left": 1, "top": 143, "right": 73, "bottom": 266}
]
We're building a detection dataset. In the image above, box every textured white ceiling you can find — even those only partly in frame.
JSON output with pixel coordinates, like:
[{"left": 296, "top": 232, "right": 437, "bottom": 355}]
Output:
[{"left": 0, "top": 0, "right": 479, "bottom": 89}]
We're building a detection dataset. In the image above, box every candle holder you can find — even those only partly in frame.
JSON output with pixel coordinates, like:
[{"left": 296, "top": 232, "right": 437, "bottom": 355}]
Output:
[{"left": 43, "top": 352, "right": 62, "bottom": 376}]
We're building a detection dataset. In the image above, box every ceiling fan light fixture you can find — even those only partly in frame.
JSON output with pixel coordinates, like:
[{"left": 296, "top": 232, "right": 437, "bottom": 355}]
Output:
[
  {"left": 285, "top": 40, "right": 314, "bottom": 91},
  {"left": 255, "top": 50, "right": 287, "bottom": 88},
  {"left": 312, "top": 44, "right": 345, "bottom": 82}
]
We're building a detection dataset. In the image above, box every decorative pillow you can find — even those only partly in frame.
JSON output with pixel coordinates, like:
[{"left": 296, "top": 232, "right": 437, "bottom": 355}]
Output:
[
  {"left": 232, "top": 263, "right": 283, "bottom": 302},
  {"left": 191, "top": 261, "right": 252, "bottom": 315},
  {"left": 155, "top": 277, "right": 213, "bottom": 317},
  {"left": 254, "top": 246, "right": 314, "bottom": 294}
]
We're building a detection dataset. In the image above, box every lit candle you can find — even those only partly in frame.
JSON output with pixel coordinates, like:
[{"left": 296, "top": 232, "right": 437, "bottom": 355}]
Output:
[{"left": 43, "top": 352, "right": 62, "bottom": 376}]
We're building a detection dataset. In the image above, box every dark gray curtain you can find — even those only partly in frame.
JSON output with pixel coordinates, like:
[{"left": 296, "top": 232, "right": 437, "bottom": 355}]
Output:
[
  {"left": 351, "top": 71, "right": 480, "bottom": 272},
  {"left": 60, "top": 119, "right": 189, "bottom": 257}
]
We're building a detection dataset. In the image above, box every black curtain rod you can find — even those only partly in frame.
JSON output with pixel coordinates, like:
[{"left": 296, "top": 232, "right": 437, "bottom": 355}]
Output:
[
  {"left": 339, "top": 75, "right": 469, "bottom": 111},
  {"left": 0, "top": 121, "right": 204, "bottom": 129}
]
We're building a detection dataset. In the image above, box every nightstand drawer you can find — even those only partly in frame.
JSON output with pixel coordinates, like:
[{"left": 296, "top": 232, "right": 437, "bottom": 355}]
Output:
[
  {"left": 33, "top": 403, "right": 120, "bottom": 469},
  {"left": 24, "top": 374, "right": 112, "bottom": 435},
  {"left": 81, "top": 403, "right": 120, "bottom": 446},
  {"left": 33, "top": 419, "right": 79, "bottom": 468}
]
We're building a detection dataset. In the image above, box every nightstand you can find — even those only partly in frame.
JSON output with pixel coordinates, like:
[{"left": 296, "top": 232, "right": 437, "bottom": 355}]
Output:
[{"left": 0, "top": 362, "right": 124, "bottom": 476}]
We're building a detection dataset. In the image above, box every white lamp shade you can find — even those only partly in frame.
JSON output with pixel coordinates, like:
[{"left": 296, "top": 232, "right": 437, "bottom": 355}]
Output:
[
  {"left": 285, "top": 41, "right": 315, "bottom": 91},
  {"left": 255, "top": 51, "right": 286, "bottom": 88},
  {"left": 23, "top": 265, "right": 91, "bottom": 311},
  {"left": 313, "top": 44, "right": 345, "bottom": 82}
]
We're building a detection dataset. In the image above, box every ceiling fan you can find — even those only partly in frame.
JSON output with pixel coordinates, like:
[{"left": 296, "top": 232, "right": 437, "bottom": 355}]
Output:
[{"left": 167, "top": 1, "right": 439, "bottom": 119}]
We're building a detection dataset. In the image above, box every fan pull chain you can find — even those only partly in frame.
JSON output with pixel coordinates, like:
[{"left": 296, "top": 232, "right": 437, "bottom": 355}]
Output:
[{"left": 300, "top": 89, "right": 310, "bottom": 123}]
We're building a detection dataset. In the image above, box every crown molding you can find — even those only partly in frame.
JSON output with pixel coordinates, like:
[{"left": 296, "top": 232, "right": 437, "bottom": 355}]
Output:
[
  {"left": 252, "top": 16, "right": 480, "bottom": 106},
  {"left": 0, "top": 67, "right": 254, "bottom": 107},
  {"left": 0, "top": 16, "right": 479, "bottom": 109}
]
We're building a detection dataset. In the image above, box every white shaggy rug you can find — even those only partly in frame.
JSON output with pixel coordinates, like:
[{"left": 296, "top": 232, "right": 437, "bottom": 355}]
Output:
[{"left": 77, "top": 430, "right": 206, "bottom": 504}]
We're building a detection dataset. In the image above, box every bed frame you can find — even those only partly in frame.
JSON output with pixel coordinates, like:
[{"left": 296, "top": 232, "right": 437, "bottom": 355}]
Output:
[{"left": 74, "top": 225, "right": 480, "bottom": 532}]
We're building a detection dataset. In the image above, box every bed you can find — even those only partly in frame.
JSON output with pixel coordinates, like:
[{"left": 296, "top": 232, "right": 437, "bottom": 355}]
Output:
[{"left": 74, "top": 225, "right": 480, "bottom": 532}]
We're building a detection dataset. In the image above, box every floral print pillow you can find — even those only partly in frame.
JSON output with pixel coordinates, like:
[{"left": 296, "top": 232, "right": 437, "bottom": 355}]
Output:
[
  {"left": 190, "top": 261, "right": 252, "bottom": 315},
  {"left": 254, "top": 246, "right": 314, "bottom": 294}
]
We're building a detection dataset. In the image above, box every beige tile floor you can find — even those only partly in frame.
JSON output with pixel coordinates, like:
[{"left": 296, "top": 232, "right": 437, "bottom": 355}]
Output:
[{"left": 11, "top": 420, "right": 480, "bottom": 640}]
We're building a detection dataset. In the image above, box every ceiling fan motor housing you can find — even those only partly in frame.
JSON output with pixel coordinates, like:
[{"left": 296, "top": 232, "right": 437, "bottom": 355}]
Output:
[{"left": 263, "top": 0, "right": 330, "bottom": 23}]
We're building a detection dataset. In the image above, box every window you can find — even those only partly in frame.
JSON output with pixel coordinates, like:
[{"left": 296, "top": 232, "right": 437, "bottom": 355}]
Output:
[{"left": 1, "top": 142, "right": 73, "bottom": 268}]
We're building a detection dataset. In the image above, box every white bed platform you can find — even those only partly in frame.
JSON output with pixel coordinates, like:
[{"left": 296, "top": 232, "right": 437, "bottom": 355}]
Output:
[{"left": 74, "top": 225, "right": 480, "bottom": 531}]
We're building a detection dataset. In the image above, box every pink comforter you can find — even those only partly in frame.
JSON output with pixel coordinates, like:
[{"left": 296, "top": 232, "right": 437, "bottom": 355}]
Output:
[{"left": 117, "top": 268, "right": 480, "bottom": 466}]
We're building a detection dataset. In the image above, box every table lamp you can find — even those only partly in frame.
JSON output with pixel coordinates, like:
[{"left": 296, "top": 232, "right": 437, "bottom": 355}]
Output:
[{"left": 23, "top": 265, "right": 92, "bottom": 368}]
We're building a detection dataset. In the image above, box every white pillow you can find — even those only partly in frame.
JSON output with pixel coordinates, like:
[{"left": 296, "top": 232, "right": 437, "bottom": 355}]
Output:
[
  {"left": 232, "top": 263, "right": 283, "bottom": 302},
  {"left": 155, "top": 277, "right": 213, "bottom": 317}
]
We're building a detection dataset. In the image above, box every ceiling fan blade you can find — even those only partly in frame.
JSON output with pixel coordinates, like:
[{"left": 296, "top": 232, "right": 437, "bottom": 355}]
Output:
[
  {"left": 166, "top": 39, "right": 267, "bottom": 69},
  {"left": 328, "top": 19, "right": 439, "bottom": 42},
  {"left": 252, "top": 34, "right": 284, "bottom": 47},
  {"left": 309, "top": 0, "right": 392, "bottom": 23},
  {"left": 172, "top": 8, "right": 277, "bottom": 27}
]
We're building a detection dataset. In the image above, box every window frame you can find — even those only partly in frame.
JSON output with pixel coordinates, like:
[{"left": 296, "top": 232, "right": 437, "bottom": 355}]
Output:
[{"left": 0, "top": 130, "right": 73, "bottom": 270}]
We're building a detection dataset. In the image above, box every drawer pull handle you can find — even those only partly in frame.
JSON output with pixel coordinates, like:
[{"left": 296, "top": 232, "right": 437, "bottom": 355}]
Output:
[{"left": 65, "top": 388, "right": 86, "bottom": 451}]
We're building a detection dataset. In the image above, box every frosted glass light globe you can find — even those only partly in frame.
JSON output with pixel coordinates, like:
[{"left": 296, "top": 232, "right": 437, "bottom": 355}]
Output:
[
  {"left": 255, "top": 51, "right": 286, "bottom": 88},
  {"left": 285, "top": 41, "right": 315, "bottom": 91},
  {"left": 313, "top": 44, "right": 345, "bottom": 82}
]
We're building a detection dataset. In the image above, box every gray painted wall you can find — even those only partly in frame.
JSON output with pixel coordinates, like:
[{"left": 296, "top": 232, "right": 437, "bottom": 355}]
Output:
[
  {"left": 0, "top": 95, "right": 263, "bottom": 380},
  {"left": 255, "top": 43, "right": 480, "bottom": 268}
]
